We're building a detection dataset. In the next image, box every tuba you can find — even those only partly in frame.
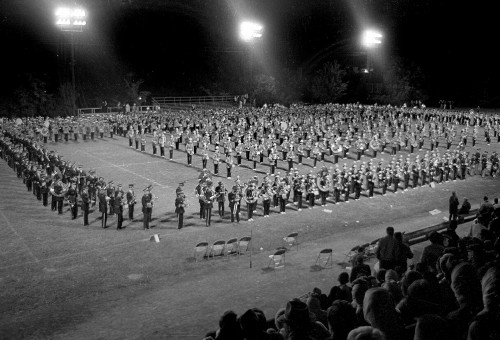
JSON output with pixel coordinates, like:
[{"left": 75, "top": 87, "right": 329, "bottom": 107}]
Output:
[
  {"left": 369, "top": 138, "right": 380, "bottom": 150},
  {"left": 316, "top": 174, "right": 330, "bottom": 193}
]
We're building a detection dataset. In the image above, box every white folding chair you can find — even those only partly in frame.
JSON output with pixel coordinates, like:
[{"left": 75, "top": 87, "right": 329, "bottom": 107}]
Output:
[
  {"left": 283, "top": 232, "right": 299, "bottom": 251},
  {"left": 268, "top": 249, "right": 286, "bottom": 268},
  {"left": 315, "top": 248, "right": 333, "bottom": 268},
  {"left": 193, "top": 242, "right": 209, "bottom": 261}
]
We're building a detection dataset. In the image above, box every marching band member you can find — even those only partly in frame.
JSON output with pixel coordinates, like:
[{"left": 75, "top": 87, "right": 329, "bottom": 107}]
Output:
[
  {"left": 141, "top": 185, "right": 153, "bottom": 230},
  {"left": 203, "top": 180, "right": 216, "bottom": 227},
  {"left": 140, "top": 132, "right": 146, "bottom": 152},
  {"left": 98, "top": 183, "right": 109, "bottom": 228},
  {"left": 159, "top": 131, "right": 166, "bottom": 157},
  {"left": 66, "top": 181, "right": 78, "bottom": 219},
  {"left": 126, "top": 184, "right": 136, "bottom": 220},
  {"left": 175, "top": 189, "right": 186, "bottom": 229},
  {"left": 287, "top": 148, "right": 296, "bottom": 171},
  {"left": 245, "top": 181, "right": 258, "bottom": 221},
  {"left": 297, "top": 140, "right": 304, "bottom": 165},
  {"left": 312, "top": 142, "right": 321, "bottom": 168},
  {"left": 115, "top": 189, "right": 124, "bottom": 230},
  {"left": 186, "top": 137, "right": 194, "bottom": 166},
  {"left": 226, "top": 152, "right": 234, "bottom": 179},
  {"left": 81, "top": 185, "right": 90, "bottom": 226},
  {"left": 213, "top": 146, "right": 220, "bottom": 175},
  {"left": 152, "top": 130, "right": 158, "bottom": 155},
  {"left": 194, "top": 179, "right": 205, "bottom": 220},
  {"left": 215, "top": 181, "right": 227, "bottom": 217},
  {"left": 134, "top": 130, "right": 140, "bottom": 150},
  {"left": 260, "top": 183, "right": 273, "bottom": 216},
  {"left": 235, "top": 142, "right": 243, "bottom": 166},
  {"left": 228, "top": 185, "right": 241, "bottom": 223},
  {"left": 168, "top": 135, "right": 175, "bottom": 160}
]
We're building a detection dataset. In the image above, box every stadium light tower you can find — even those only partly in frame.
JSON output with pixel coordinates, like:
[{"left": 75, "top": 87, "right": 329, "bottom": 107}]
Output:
[
  {"left": 55, "top": 7, "right": 87, "bottom": 115},
  {"left": 361, "top": 29, "right": 383, "bottom": 73},
  {"left": 239, "top": 21, "right": 263, "bottom": 94}
]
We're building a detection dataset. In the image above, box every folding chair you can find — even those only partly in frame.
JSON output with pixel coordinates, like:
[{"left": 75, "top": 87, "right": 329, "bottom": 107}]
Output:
[
  {"left": 193, "top": 242, "right": 209, "bottom": 261},
  {"left": 314, "top": 248, "right": 333, "bottom": 268},
  {"left": 238, "top": 236, "right": 252, "bottom": 256},
  {"left": 225, "top": 238, "right": 239, "bottom": 258},
  {"left": 210, "top": 240, "right": 226, "bottom": 259},
  {"left": 268, "top": 249, "right": 286, "bottom": 268},
  {"left": 283, "top": 232, "right": 299, "bottom": 251}
]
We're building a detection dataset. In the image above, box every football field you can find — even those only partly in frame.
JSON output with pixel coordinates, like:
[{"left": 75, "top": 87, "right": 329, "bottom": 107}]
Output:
[{"left": 0, "top": 131, "right": 498, "bottom": 339}]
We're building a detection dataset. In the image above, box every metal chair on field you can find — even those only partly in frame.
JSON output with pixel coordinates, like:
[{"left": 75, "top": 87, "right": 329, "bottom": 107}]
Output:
[
  {"left": 225, "top": 238, "right": 239, "bottom": 259},
  {"left": 210, "top": 240, "right": 226, "bottom": 259},
  {"left": 282, "top": 232, "right": 299, "bottom": 251},
  {"left": 314, "top": 248, "right": 333, "bottom": 269},
  {"left": 238, "top": 236, "right": 252, "bottom": 256},
  {"left": 193, "top": 242, "right": 209, "bottom": 262},
  {"left": 268, "top": 248, "right": 286, "bottom": 268}
]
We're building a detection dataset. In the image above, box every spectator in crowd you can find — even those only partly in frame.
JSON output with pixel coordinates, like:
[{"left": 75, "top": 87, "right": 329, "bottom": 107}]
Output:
[
  {"left": 397, "top": 279, "right": 443, "bottom": 326},
  {"left": 449, "top": 191, "right": 460, "bottom": 221},
  {"left": 212, "top": 310, "right": 244, "bottom": 340},
  {"left": 347, "top": 326, "right": 385, "bottom": 340},
  {"left": 328, "top": 272, "right": 352, "bottom": 305},
  {"left": 350, "top": 246, "right": 365, "bottom": 268},
  {"left": 489, "top": 208, "right": 500, "bottom": 240},
  {"left": 363, "top": 288, "right": 404, "bottom": 340},
  {"left": 306, "top": 294, "right": 328, "bottom": 328},
  {"left": 282, "top": 299, "right": 330, "bottom": 340},
  {"left": 469, "top": 217, "right": 488, "bottom": 239},
  {"left": 442, "top": 220, "right": 460, "bottom": 248},
  {"left": 350, "top": 256, "right": 372, "bottom": 283},
  {"left": 478, "top": 196, "right": 494, "bottom": 225},
  {"left": 467, "top": 265, "right": 500, "bottom": 340},
  {"left": 394, "top": 232, "right": 413, "bottom": 275},
  {"left": 420, "top": 231, "right": 445, "bottom": 273},
  {"left": 327, "top": 300, "right": 357, "bottom": 340},
  {"left": 458, "top": 197, "right": 471, "bottom": 215},
  {"left": 492, "top": 197, "right": 499, "bottom": 211},
  {"left": 239, "top": 309, "right": 271, "bottom": 340},
  {"left": 381, "top": 270, "right": 403, "bottom": 305},
  {"left": 351, "top": 279, "right": 370, "bottom": 327},
  {"left": 413, "top": 314, "right": 452, "bottom": 340},
  {"left": 375, "top": 227, "right": 397, "bottom": 270},
  {"left": 400, "top": 270, "right": 423, "bottom": 297},
  {"left": 447, "top": 262, "right": 483, "bottom": 338}
]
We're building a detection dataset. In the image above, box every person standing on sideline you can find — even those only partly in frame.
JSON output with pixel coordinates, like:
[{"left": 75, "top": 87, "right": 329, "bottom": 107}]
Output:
[
  {"left": 175, "top": 190, "right": 186, "bottom": 229},
  {"left": 141, "top": 185, "right": 153, "bottom": 230},
  {"left": 449, "top": 191, "right": 460, "bottom": 221},
  {"left": 126, "top": 184, "right": 136, "bottom": 221},
  {"left": 375, "top": 227, "right": 398, "bottom": 270},
  {"left": 81, "top": 185, "right": 90, "bottom": 226}
]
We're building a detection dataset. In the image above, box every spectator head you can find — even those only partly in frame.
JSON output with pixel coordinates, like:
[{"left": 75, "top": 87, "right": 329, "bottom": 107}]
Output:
[
  {"left": 358, "top": 246, "right": 365, "bottom": 254},
  {"left": 217, "top": 310, "right": 243, "bottom": 340},
  {"left": 327, "top": 300, "right": 357, "bottom": 340},
  {"left": 400, "top": 270, "right": 423, "bottom": 296},
  {"left": 284, "top": 298, "right": 311, "bottom": 330},
  {"left": 274, "top": 308, "right": 286, "bottom": 330},
  {"left": 481, "top": 265, "right": 500, "bottom": 312},
  {"left": 448, "top": 219, "right": 458, "bottom": 231},
  {"left": 386, "top": 227, "right": 394, "bottom": 236},
  {"left": 484, "top": 196, "right": 489, "bottom": 202},
  {"left": 250, "top": 308, "right": 267, "bottom": 331},
  {"left": 363, "top": 288, "right": 402, "bottom": 337},
  {"left": 494, "top": 197, "right": 498, "bottom": 204},
  {"left": 451, "top": 262, "right": 483, "bottom": 311},
  {"left": 376, "top": 269, "right": 387, "bottom": 284},
  {"left": 414, "top": 314, "right": 451, "bottom": 340},
  {"left": 356, "top": 256, "right": 365, "bottom": 265},
  {"left": 352, "top": 279, "right": 369, "bottom": 308},
  {"left": 339, "top": 272, "right": 350, "bottom": 285},
  {"left": 347, "top": 326, "right": 385, "bottom": 340},
  {"left": 239, "top": 309, "right": 260, "bottom": 337},
  {"left": 394, "top": 232, "right": 403, "bottom": 242},
  {"left": 451, "top": 191, "right": 456, "bottom": 197},
  {"left": 428, "top": 231, "right": 442, "bottom": 245}
]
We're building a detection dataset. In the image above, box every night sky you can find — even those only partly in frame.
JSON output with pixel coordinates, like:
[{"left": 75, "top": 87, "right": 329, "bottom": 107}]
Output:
[{"left": 0, "top": 0, "right": 497, "bottom": 106}]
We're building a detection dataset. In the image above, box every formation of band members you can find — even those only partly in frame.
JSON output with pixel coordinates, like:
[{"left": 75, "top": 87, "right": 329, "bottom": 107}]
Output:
[{"left": 1, "top": 103, "right": 499, "bottom": 231}]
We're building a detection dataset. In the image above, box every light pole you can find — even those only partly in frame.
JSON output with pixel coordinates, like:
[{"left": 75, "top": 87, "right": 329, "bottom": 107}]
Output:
[
  {"left": 55, "top": 7, "right": 86, "bottom": 116},
  {"left": 361, "top": 29, "right": 383, "bottom": 73},
  {"left": 239, "top": 21, "right": 263, "bottom": 88}
]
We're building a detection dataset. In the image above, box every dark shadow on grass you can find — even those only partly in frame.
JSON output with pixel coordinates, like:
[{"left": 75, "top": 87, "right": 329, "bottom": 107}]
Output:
[{"left": 310, "top": 265, "right": 323, "bottom": 272}]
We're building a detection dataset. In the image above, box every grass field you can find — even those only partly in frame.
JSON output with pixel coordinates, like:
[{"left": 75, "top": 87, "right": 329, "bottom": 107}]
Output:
[{"left": 0, "top": 130, "right": 499, "bottom": 339}]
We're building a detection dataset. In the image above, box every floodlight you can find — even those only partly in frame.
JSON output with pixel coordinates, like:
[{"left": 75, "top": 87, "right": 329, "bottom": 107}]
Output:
[
  {"left": 362, "top": 29, "right": 383, "bottom": 48},
  {"left": 55, "top": 7, "right": 86, "bottom": 27},
  {"left": 240, "top": 21, "right": 263, "bottom": 42}
]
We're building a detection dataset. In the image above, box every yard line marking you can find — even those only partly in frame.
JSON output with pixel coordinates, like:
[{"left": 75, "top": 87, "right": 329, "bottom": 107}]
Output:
[
  {"left": 93, "top": 160, "right": 166, "bottom": 169},
  {"left": 0, "top": 210, "right": 40, "bottom": 264},
  {"left": 79, "top": 150, "right": 168, "bottom": 188}
]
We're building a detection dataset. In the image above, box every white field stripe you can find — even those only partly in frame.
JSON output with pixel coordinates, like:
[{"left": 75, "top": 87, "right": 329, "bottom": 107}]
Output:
[
  {"left": 79, "top": 150, "right": 169, "bottom": 188},
  {"left": 0, "top": 210, "right": 40, "bottom": 263}
]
